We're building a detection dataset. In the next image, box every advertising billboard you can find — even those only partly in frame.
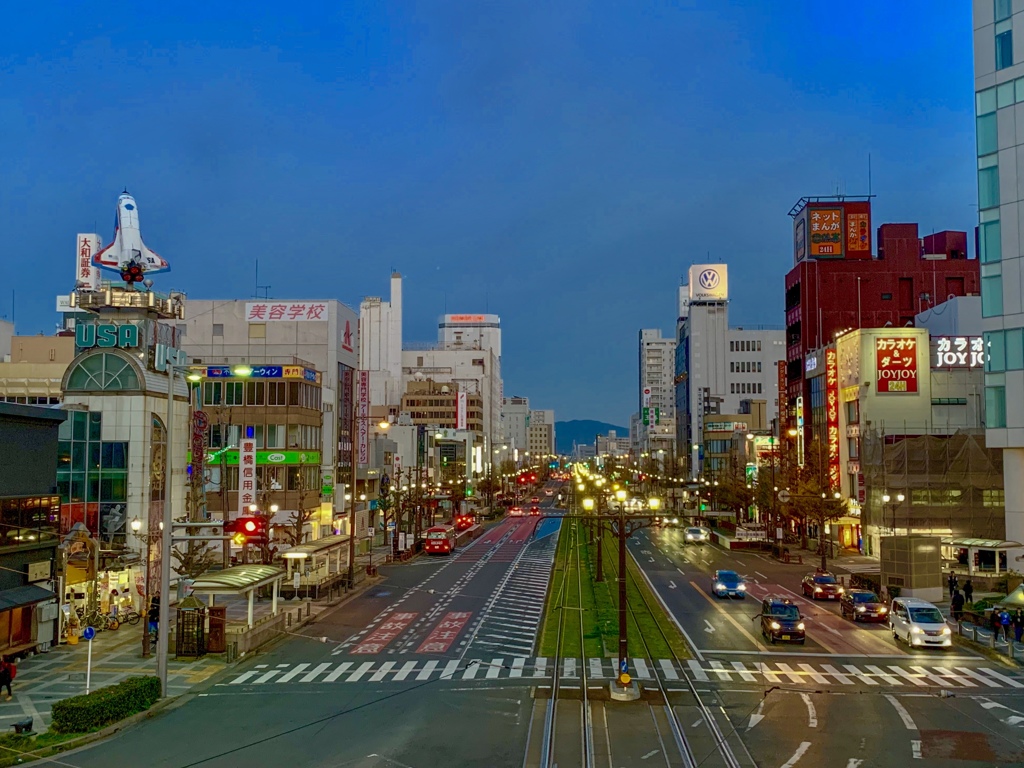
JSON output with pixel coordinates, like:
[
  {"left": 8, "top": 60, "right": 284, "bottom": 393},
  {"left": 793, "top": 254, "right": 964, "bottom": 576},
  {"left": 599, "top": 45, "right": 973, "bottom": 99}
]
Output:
[
  {"left": 931, "top": 336, "right": 985, "bottom": 369},
  {"left": 777, "top": 361, "right": 788, "bottom": 427},
  {"left": 76, "top": 234, "right": 102, "bottom": 291},
  {"left": 456, "top": 391, "right": 467, "bottom": 430},
  {"left": 825, "top": 348, "right": 841, "bottom": 492},
  {"left": 688, "top": 264, "right": 728, "bottom": 302},
  {"left": 245, "top": 302, "right": 328, "bottom": 321},
  {"left": 846, "top": 212, "right": 870, "bottom": 255},
  {"left": 238, "top": 437, "right": 257, "bottom": 515},
  {"left": 357, "top": 371, "right": 370, "bottom": 464},
  {"left": 875, "top": 337, "right": 919, "bottom": 393},
  {"left": 794, "top": 215, "right": 807, "bottom": 264},
  {"left": 809, "top": 207, "right": 844, "bottom": 257}
]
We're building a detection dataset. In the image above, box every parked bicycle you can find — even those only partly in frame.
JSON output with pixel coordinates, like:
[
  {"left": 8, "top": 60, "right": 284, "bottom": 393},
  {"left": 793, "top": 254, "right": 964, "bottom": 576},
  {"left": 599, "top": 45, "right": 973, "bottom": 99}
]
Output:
[{"left": 111, "top": 608, "right": 141, "bottom": 626}]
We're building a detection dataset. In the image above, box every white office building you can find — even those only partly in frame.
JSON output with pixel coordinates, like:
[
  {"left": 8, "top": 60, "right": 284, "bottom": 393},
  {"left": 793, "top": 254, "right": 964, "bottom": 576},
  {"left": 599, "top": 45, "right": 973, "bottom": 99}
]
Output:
[
  {"left": 973, "top": 1, "right": 1024, "bottom": 557},
  {"left": 359, "top": 273, "right": 404, "bottom": 412},
  {"left": 502, "top": 396, "right": 530, "bottom": 454},
  {"left": 674, "top": 265, "right": 784, "bottom": 476},
  {"left": 638, "top": 329, "right": 676, "bottom": 457}
]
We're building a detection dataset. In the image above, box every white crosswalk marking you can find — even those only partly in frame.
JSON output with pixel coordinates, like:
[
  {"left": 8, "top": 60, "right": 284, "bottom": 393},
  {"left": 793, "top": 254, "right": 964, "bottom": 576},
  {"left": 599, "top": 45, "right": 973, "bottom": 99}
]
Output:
[
  {"left": 844, "top": 664, "right": 877, "bottom": 685},
  {"left": 661, "top": 659, "right": 680, "bottom": 681},
  {"left": 217, "top": 657, "right": 1024, "bottom": 690},
  {"left": 688, "top": 659, "right": 710, "bottom": 682},
  {"left": 798, "top": 663, "right": 829, "bottom": 685},
  {"left": 393, "top": 661, "right": 417, "bottom": 681},
  {"left": 709, "top": 660, "right": 732, "bottom": 681},
  {"left": 821, "top": 664, "right": 853, "bottom": 685}
]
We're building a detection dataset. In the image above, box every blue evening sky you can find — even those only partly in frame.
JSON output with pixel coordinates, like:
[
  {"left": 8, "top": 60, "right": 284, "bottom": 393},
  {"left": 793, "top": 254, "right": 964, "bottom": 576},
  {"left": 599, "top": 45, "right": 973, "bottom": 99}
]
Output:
[{"left": 0, "top": 1, "right": 976, "bottom": 424}]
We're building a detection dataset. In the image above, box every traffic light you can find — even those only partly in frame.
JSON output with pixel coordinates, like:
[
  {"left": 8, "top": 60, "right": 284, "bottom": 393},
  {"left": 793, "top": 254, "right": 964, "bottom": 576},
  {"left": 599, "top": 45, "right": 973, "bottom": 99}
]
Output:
[
  {"left": 226, "top": 516, "right": 267, "bottom": 545},
  {"left": 465, "top": 486, "right": 474, "bottom": 497}
]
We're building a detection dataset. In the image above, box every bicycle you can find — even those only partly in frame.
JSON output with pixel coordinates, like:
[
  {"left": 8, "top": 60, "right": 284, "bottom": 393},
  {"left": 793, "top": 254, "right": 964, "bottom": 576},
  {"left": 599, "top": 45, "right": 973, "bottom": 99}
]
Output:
[{"left": 113, "top": 608, "right": 141, "bottom": 626}]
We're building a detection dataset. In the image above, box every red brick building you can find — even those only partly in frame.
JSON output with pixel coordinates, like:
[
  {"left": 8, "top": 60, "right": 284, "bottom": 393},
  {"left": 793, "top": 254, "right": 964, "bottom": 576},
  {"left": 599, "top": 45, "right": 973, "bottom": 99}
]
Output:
[{"left": 783, "top": 198, "right": 978, "bottom": 438}]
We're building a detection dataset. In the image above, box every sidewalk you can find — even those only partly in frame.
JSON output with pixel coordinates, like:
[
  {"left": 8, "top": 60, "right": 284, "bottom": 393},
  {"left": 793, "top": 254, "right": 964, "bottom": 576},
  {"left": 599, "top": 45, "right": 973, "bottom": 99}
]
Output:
[{"left": 0, "top": 547, "right": 399, "bottom": 732}]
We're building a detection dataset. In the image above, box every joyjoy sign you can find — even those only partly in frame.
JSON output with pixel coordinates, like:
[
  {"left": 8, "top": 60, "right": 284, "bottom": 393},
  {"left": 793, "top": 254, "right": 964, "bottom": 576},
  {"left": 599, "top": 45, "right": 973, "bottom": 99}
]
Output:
[{"left": 875, "top": 337, "right": 918, "bottom": 393}]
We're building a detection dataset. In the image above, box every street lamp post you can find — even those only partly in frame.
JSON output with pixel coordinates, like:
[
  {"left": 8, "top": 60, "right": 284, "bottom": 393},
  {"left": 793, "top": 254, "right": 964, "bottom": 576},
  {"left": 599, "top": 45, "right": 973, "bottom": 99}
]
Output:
[
  {"left": 882, "top": 492, "right": 905, "bottom": 537},
  {"left": 130, "top": 516, "right": 163, "bottom": 658}
]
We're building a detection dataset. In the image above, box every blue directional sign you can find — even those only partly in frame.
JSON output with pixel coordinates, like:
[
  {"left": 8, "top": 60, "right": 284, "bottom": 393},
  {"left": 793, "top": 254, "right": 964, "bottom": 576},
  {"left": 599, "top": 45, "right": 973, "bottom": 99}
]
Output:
[
  {"left": 82, "top": 626, "right": 96, "bottom": 641},
  {"left": 619, "top": 659, "right": 628, "bottom": 674}
]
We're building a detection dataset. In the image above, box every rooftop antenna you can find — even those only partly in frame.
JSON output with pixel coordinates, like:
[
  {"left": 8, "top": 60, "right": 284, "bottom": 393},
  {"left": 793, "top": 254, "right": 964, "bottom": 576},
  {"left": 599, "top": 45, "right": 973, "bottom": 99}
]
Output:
[
  {"left": 254, "top": 257, "right": 271, "bottom": 299},
  {"left": 868, "top": 152, "right": 872, "bottom": 198}
]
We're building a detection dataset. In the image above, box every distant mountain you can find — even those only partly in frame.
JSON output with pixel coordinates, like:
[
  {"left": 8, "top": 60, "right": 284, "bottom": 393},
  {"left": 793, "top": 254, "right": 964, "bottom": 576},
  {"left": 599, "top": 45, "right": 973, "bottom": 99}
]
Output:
[{"left": 555, "top": 420, "right": 628, "bottom": 455}]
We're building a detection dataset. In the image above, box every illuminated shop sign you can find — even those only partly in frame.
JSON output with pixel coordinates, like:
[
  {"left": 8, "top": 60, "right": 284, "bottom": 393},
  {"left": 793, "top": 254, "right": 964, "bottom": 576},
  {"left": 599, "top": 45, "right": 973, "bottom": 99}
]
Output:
[
  {"left": 875, "top": 337, "right": 918, "bottom": 393},
  {"left": 931, "top": 336, "right": 985, "bottom": 369}
]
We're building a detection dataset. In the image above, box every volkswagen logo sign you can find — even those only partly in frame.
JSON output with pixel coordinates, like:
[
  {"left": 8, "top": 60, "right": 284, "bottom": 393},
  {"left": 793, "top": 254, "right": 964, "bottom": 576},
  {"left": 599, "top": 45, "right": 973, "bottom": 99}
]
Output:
[{"left": 698, "top": 269, "right": 720, "bottom": 290}]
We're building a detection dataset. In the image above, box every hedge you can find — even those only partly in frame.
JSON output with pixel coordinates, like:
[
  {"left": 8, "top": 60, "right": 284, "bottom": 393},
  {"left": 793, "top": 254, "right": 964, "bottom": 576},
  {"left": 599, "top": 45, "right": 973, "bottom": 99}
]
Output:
[{"left": 50, "top": 676, "right": 160, "bottom": 734}]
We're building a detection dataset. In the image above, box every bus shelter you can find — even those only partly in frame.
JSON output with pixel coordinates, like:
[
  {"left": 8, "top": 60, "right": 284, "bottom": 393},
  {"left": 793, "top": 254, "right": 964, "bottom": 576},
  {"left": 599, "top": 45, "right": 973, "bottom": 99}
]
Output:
[
  {"left": 282, "top": 533, "right": 350, "bottom": 596},
  {"left": 188, "top": 564, "right": 285, "bottom": 628}
]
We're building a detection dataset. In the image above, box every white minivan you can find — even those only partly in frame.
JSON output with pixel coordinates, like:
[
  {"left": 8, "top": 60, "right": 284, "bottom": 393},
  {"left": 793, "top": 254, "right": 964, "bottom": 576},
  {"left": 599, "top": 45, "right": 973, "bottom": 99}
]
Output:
[{"left": 889, "top": 597, "right": 951, "bottom": 648}]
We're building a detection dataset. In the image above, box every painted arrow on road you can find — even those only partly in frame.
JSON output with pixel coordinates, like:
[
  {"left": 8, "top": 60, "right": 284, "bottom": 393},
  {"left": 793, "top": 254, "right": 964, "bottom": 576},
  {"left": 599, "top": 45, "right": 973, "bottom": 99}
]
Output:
[
  {"left": 747, "top": 700, "right": 765, "bottom": 731},
  {"left": 704, "top": 620, "right": 716, "bottom": 634},
  {"left": 668, "top": 581, "right": 677, "bottom": 589}
]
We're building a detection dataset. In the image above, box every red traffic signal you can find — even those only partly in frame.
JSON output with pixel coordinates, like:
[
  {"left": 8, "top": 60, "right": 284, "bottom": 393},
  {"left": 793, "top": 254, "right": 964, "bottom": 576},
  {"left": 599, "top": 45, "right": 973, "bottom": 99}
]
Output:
[{"left": 226, "top": 516, "right": 268, "bottom": 545}]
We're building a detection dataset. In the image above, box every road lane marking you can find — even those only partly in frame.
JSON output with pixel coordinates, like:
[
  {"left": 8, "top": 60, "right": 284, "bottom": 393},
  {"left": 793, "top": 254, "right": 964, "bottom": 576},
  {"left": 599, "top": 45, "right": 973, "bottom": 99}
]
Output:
[
  {"left": 884, "top": 694, "right": 918, "bottom": 730},
  {"left": 907, "top": 666, "right": 947, "bottom": 687},
  {"left": 533, "top": 657, "right": 547, "bottom": 677},
  {"left": 933, "top": 666, "right": 975, "bottom": 687},
  {"left": 709, "top": 660, "right": 732, "bottom": 681},
  {"left": 704, "top": 620, "right": 716, "bottom": 634},
  {"left": 416, "top": 660, "right": 438, "bottom": 680},
  {"left": 660, "top": 659, "right": 679, "bottom": 680},
  {"left": 780, "top": 742, "right": 812, "bottom": 768},
  {"left": 669, "top": 581, "right": 677, "bottom": 589},
  {"left": 747, "top": 699, "right": 765, "bottom": 730},
  {"left": 798, "top": 663, "right": 829, "bottom": 685},
  {"left": 563, "top": 658, "right": 576, "bottom": 678},
  {"left": 800, "top": 693, "right": 817, "bottom": 727},
  {"left": 510, "top": 657, "right": 525, "bottom": 678},
  {"left": 346, "top": 662, "right": 374, "bottom": 682},
  {"left": 486, "top": 658, "right": 502, "bottom": 679},
  {"left": 957, "top": 667, "right": 1002, "bottom": 688},
  {"left": 866, "top": 665, "right": 902, "bottom": 686},
  {"left": 977, "top": 667, "right": 1024, "bottom": 688},
  {"left": 911, "top": 739, "right": 922, "bottom": 759},
  {"left": 392, "top": 661, "right": 418, "bottom": 681},
  {"left": 634, "top": 658, "right": 651, "bottom": 679},
  {"left": 299, "top": 662, "right": 332, "bottom": 683},
  {"left": 888, "top": 666, "right": 927, "bottom": 687},
  {"left": 688, "top": 581, "right": 761, "bottom": 647},
  {"left": 755, "top": 572, "right": 767, "bottom": 580},
  {"left": 775, "top": 662, "right": 805, "bottom": 684},
  {"left": 253, "top": 668, "right": 284, "bottom": 684},
  {"left": 462, "top": 661, "right": 479, "bottom": 680},
  {"left": 276, "top": 663, "right": 310, "bottom": 684},
  {"left": 755, "top": 662, "right": 781, "bottom": 684},
  {"left": 821, "top": 664, "right": 853, "bottom": 685},
  {"left": 687, "top": 660, "right": 710, "bottom": 682},
  {"left": 590, "top": 658, "right": 604, "bottom": 678},
  {"left": 731, "top": 661, "right": 757, "bottom": 682},
  {"left": 844, "top": 664, "right": 877, "bottom": 685},
  {"left": 370, "top": 662, "right": 396, "bottom": 682},
  {"left": 846, "top": 760, "right": 863, "bottom": 767}
]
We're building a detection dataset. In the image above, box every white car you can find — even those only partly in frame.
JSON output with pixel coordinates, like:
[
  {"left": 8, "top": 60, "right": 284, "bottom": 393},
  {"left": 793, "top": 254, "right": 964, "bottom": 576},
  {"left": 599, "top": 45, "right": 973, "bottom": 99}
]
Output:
[
  {"left": 889, "top": 597, "right": 951, "bottom": 648},
  {"left": 684, "top": 526, "right": 710, "bottom": 544}
]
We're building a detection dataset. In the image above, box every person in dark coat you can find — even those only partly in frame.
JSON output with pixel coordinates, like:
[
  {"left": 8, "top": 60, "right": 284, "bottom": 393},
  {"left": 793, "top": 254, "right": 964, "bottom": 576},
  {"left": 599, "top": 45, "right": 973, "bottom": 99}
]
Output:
[
  {"left": 0, "top": 657, "right": 16, "bottom": 701},
  {"left": 963, "top": 579, "right": 974, "bottom": 604},
  {"left": 950, "top": 590, "right": 965, "bottom": 622},
  {"left": 1014, "top": 609, "right": 1024, "bottom": 645}
]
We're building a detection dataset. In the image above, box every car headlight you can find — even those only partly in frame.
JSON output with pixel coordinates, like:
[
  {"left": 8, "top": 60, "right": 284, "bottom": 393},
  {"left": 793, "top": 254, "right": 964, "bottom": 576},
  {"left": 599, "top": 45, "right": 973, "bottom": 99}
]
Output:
[
  {"left": 838, "top": 587, "right": 845, "bottom": 594},
  {"left": 814, "top": 586, "right": 823, "bottom": 593},
  {"left": 797, "top": 622, "right": 805, "bottom": 630},
  {"left": 879, "top": 606, "right": 888, "bottom": 613},
  {"left": 856, "top": 606, "right": 866, "bottom": 613},
  {"left": 737, "top": 584, "right": 746, "bottom": 591},
  {"left": 770, "top": 621, "right": 781, "bottom": 630},
  {"left": 714, "top": 583, "right": 723, "bottom": 590},
  {"left": 911, "top": 626, "right": 923, "bottom": 634},
  {"left": 941, "top": 626, "right": 951, "bottom": 635},
  {"left": 672, "top": 518, "right": 678, "bottom": 524}
]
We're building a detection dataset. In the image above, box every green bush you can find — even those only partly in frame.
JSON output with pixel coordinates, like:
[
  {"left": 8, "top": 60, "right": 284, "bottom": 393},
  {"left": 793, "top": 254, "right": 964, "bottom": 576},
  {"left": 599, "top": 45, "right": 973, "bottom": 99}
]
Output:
[{"left": 50, "top": 676, "right": 160, "bottom": 734}]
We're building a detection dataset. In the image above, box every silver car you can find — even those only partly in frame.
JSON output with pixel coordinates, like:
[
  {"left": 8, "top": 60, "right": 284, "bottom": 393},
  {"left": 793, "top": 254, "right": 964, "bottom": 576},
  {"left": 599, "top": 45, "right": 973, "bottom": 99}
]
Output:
[{"left": 684, "top": 526, "right": 710, "bottom": 544}]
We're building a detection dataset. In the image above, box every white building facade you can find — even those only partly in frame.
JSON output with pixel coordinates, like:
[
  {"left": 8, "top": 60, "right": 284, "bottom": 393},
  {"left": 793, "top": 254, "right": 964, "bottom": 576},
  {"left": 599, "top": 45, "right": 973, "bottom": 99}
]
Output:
[
  {"left": 638, "top": 329, "right": 676, "bottom": 457},
  {"left": 359, "top": 273, "right": 404, "bottom": 412},
  {"left": 502, "top": 396, "right": 530, "bottom": 454},
  {"left": 973, "top": 0, "right": 1024, "bottom": 557}
]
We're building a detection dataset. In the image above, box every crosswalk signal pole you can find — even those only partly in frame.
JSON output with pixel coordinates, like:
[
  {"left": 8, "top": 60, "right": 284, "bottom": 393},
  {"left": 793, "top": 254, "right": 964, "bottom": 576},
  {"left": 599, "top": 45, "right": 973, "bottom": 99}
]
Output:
[{"left": 617, "top": 509, "right": 628, "bottom": 686}]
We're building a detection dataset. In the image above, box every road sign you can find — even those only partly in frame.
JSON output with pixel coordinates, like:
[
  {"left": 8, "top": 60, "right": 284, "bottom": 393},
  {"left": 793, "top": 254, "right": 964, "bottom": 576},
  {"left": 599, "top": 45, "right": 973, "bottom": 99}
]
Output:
[
  {"left": 82, "top": 626, "right": 95, "bottom": 641},
  {"left": 619, "top": 659, "right": 628, "bottom": 673},
  {"left": 777, "top": 489, "right": 791, "bottom": 503}
]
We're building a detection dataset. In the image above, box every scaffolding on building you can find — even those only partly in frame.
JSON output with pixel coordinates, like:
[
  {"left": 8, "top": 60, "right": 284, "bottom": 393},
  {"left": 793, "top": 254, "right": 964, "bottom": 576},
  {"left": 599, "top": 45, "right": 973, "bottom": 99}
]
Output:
[{"left": 859, "top": 426, "right": 1004, "bottom": 540}]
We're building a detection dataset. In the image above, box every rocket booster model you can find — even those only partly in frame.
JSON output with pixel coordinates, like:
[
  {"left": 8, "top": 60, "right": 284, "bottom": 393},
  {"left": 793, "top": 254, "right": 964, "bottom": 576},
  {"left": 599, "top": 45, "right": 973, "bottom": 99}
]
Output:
[{"left": 92, "top": 192, "right": 170, "bottom": 283}]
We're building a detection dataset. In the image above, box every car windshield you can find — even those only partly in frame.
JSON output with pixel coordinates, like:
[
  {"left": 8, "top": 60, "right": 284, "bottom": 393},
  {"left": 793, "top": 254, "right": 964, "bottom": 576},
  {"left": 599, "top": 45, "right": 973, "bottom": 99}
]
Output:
[
  {"left": 909, "top": 607, "right": 944, "bottom": 624},
  {"left": 813, "top": 575, "right": 837, "bottom": 584},
  {"left": 687, "top": 528, "right": 703, "bottom": 535},
  {"left": 717, "top": 571, "right": 740, "bottom": 584},
  {"left": 770, "top": 605, "right": 800, "bottom": 620},
  {"left": 853, "top": 592, "right": 880, "bottom": 603}
]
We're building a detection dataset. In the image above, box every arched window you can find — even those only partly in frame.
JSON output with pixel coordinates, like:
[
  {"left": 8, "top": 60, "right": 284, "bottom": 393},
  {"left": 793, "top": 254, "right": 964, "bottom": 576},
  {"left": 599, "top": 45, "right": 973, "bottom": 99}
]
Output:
[{"left": 65, "top": 353, "right": 141, "bottom": 392}]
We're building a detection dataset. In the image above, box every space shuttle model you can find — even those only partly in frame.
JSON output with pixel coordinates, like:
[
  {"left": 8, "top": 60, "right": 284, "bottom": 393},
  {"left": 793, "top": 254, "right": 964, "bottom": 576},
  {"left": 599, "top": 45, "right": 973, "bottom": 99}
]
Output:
[{"left": 92, "top": 192, "right": 170, "bottom": 284}]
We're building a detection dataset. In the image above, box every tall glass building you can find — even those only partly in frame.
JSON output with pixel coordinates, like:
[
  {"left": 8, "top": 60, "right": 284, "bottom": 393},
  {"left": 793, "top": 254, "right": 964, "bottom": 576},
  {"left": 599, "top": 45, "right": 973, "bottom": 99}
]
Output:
[{"left": 973, "top": 0, "right": 1024, "bottom": 554}]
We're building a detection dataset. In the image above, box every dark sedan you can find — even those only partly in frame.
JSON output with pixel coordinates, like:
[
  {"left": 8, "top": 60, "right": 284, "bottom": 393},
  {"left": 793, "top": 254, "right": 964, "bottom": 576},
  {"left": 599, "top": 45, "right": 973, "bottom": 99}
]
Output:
[
  {"left": 760, "top": 596, "right": 806, "bottom": 644},
  {"left": 801, "top": 571, "right": 844, "bottom": 600},
  {"left": 711, "top": 570, "right": 747, "bottom": 599},
  {"left": 840, "top": 589, "right": 888, "bottom": 622}
]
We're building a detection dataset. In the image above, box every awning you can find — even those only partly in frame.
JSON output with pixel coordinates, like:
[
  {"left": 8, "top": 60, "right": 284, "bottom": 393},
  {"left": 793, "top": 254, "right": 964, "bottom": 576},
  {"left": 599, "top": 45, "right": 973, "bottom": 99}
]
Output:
[
  {"left": 0, "top": 585, "right": 55, "bottom": 612},
  {"left": 832, "top": 516, "right": 862, "bottom": 526},
  {"left": 188, "top": 565, "right": 284, "bottom": 596},
  {"left": 282, "top": 533, "right": 351, "bottom": 559},
  {"left": 941, "top": 537, "right": 1023, "bottom": 550}
]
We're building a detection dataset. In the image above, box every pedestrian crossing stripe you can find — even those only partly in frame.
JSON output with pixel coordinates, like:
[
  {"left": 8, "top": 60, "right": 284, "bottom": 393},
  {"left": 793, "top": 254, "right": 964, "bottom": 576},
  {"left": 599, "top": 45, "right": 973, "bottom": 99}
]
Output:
[{"left": 220, "top": 657, "right": 1024, "bottom": 689}]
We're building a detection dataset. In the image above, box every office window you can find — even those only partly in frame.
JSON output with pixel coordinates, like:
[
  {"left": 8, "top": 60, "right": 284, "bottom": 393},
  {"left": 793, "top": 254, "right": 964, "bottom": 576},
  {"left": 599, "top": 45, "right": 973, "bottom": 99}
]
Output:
[
  {"left": 986, "top": 331, "right": 1007, "bottom": 372},
  {"left": 213, "top": 324, "right": 224, "bottom": 337},
  {"left": 757, "top": 362, "right": 762, "bottom": 373},
  {"left": 977, "top": 113, "right": 997, "bottom": 156},
  {"left": 996, "top": 0, "right": 1013, "bottom": 22},
  {"left": 986, "top": 385, "right": 1007, "bottom": 427},
  {"left": 266, "top": 424, "right": 286, "bottom": 449},
  {"left": 757, "top": 382, "right": 762, "bottom": 394},
  {"left": 978, "top": 87, "right": 997, "bottom": 116},
  {"left": 997, "top": 26, "right": 1013, "bottom": 71},
  {"left": 980, "top": 219, "right": 1001, "bottom": 263},
  {"left": 1008, "top": 328, "right": 1024, "bottom": 370},
  {"left": 224, "top": 381, "right": 243, "bottom": 405},
  {"left": 979, "top": 164, "right": 1000, "bottom": 210},
  {"left": 203, "top": 382, "right": 222, "bottom": 406},
  {"left": 983, "top": 489, "right": 1006, "bottom": 507},
  {"left": 730, "top": 362, "right": 734, "bottom": 373},
  {"left": 982, "top": 274, "right": 1004, "bottom": 317}
]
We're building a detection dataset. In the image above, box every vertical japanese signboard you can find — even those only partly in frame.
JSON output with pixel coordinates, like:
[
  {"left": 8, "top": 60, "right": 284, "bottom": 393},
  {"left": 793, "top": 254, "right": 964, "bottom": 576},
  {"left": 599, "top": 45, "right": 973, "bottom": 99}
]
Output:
[
  {"left": 456, "top": 391, "right": 467, "bottom": 430},
  {"left": 191, "top": 412, "right": 209, "bottom": 484},
  {"left": 795, "top": 396, "right": 805, "bottom": 468},
  {"left": 76, "top": 234, "right": 102, "bottom": 291},
  {"left": 846, "top": 212, "right": 870, "bottom": 255},
  {"left": 809, "top": 207, "right": 843, "bottom": 257},
  {"left": 875, "top": 337, "right": 918, "bottom": 393},
  {"left": 357, "top": 371, "right": 370, "bottom": 465},
  {"left": 238, "top": 437, "right": 257, "bottom": 515},
  {"left": 825, "top": 347, "right": 840, "bottom": 492},
  {"left": 777, "top": 360, "right": 788, "bottom": 428}
]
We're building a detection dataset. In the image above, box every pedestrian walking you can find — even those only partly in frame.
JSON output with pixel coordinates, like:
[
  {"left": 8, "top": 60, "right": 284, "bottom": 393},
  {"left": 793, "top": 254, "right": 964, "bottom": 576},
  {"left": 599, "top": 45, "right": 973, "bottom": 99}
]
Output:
[
  {"left": 963, "top": 579, "right": 974, "bottom": 605},
  {"left": 951, "top": 589, "right": 965, "bottom": 622},
  {"left": 999, "top": 608, "right": 1013, "bottom": 642},
  {"left": 0, "top": 658, "right": 17, "bottom": 701},
  {"left": 948, "top": 571, "right": 959, "bottom": 595}
]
